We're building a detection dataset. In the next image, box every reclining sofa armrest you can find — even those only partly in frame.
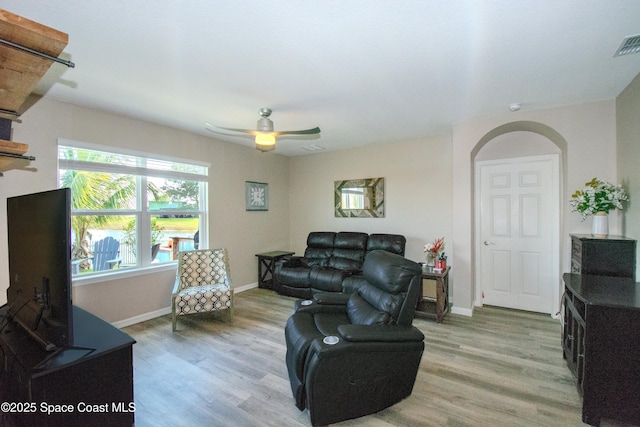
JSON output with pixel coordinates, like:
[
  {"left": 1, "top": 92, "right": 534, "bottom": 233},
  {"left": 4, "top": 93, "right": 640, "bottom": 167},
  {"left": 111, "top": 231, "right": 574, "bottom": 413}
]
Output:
[
  {"left": 312, "top": 292, "right": 350, "bottom": 306},
  {"left": 275, "top": 255, "right": 303, "bottom": 269},
  {"left": 293, "top": 299, "right": 349, "bottom": 315},
  {"left": 337, "top": 324, "right": 424, "bottom": 343}
]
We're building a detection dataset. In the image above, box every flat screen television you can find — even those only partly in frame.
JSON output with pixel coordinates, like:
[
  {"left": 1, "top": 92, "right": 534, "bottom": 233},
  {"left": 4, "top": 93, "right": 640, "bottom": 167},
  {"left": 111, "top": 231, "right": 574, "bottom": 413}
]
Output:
[{"left": 6, "top": 188, "right": 73, "bottom": 351}]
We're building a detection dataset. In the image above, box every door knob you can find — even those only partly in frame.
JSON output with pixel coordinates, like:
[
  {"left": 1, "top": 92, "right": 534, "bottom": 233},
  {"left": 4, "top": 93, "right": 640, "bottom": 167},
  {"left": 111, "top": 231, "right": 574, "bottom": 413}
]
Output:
[{"left": 484, "top": 240, "right": 495, "bottom": 246}]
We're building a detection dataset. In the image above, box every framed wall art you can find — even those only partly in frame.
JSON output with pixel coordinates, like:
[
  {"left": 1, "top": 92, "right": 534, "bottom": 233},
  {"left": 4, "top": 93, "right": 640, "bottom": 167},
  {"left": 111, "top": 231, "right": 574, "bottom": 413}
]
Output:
[{"left": 246, "top": 181, "right": 269, "bottom": 211}]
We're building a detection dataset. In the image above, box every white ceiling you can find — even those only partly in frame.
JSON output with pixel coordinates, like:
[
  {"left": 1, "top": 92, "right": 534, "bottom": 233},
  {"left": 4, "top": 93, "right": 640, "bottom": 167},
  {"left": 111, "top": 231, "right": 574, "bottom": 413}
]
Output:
[{"left": 4, "top": 0, "right": 640, "bottom": 156}]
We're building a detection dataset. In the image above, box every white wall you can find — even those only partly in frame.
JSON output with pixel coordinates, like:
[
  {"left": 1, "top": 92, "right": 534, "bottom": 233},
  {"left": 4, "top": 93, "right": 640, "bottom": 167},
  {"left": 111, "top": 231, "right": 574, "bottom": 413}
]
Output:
[
  {"left": 2, "top": 92, "right": 631, "bottom": 323},
  {"left": 475, "top": 131, "right": 560, "bottom": 161},
  {"left": 1, "top": 97, "right": 290, "bottom": 323},
  {"left": 288, "top": 100, "right": 618, "bottom": 315},
  {"left": 452, "top": 100, "right": 619, "bottom": 313},
  {"left": 288, "top": 135, "right": 454, "bottom": 266},
  {"left": 617, "top": 72, "right": 640, "bottom": 279}
]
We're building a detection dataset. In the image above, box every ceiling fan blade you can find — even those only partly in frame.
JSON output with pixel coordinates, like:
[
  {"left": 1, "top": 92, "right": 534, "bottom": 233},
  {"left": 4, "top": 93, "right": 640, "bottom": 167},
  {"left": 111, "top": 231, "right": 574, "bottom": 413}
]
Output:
[
  {"left": 273, "top": 127, "right": 321, "bottom": 136},
  {"left": 205, "top": 123, "right": 258, "bottom": 136}
]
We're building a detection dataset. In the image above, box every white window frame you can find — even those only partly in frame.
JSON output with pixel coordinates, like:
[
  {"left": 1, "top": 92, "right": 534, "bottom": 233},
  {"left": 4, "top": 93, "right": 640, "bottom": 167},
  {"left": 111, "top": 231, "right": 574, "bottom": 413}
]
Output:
[{"left": 57, "top": 139, "right": 209, "bottom": 285}]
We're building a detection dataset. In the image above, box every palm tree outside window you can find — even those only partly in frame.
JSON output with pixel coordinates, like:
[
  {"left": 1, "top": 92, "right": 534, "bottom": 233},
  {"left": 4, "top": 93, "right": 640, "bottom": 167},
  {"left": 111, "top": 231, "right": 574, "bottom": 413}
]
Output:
[{"left": 58, "top": 141, "right": 208, "bottom": 277}]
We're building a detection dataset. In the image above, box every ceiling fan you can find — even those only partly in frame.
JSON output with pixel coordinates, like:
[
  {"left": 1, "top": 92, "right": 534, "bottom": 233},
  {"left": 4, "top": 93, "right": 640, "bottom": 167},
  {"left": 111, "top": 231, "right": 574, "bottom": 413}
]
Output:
[{"left": 205, "top": 108, "right": 321, "bottom": 152}]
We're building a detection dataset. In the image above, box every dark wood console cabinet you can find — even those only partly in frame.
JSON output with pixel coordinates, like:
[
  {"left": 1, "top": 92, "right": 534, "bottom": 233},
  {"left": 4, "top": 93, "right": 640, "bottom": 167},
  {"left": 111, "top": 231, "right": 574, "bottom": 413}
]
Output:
[
  {"left": 570, "top": 234, "right": 636, "bottom": 278},
  {"left": 0, "top": 305, "right": 136, "bottom": 426},
  {"left": 562, "top": 273, "right": 640, "bottom": 426}
]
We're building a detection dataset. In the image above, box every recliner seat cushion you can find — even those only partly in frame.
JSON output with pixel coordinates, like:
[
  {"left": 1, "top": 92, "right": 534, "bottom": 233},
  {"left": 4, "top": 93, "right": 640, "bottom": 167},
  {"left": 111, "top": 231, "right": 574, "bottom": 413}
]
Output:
[
  {"left": 313, "top": 312, "right": 350, "bottom": 336},
  {"left": 309, "top": 267, "right": 348, "bottom": 293},
  {"left": 277, "top": 267, "right": 311, "bottom": 288}
]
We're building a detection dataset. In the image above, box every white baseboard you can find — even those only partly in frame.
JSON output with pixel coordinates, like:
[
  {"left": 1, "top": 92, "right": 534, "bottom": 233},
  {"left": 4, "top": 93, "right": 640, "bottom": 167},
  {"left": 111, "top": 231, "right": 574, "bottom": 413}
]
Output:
[
  {"left": 112, "top": 306, "right": 172, "bottom": 328},
  {"left": 451, "top": 305, "right": 473, "bottom": 317},
  {"left": 112, "top": 282, "right": 259, "bottom": 328},
  {"left": 234, "top": 282, "right": 259, "bottom": 293}
]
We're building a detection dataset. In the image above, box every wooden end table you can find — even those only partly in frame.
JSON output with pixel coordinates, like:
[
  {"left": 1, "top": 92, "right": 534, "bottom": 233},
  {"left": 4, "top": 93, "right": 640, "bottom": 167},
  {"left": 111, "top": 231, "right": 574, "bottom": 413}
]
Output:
[
  {"left": 255, "top": 251, "right": 294, "bottom": 289},
  {"left": 415, "top": 265, "right": 450, "bottom": 323}
]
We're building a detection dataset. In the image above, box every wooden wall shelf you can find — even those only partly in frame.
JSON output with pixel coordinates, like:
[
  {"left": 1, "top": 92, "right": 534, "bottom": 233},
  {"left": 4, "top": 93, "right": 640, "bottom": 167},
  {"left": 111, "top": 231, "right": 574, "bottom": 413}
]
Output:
[
  {"left": 0, "top": 8, "right": 70, "bottom": 173},
  {"left": 0, "top": 139, "right": 28, "bottom": 172},
  {"left": 0, "top": 9, "right": 68, "bottom": 119}
]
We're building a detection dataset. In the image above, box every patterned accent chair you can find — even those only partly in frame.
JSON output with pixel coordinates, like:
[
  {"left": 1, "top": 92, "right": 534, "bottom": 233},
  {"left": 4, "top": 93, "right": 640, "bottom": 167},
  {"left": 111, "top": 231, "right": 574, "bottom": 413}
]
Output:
[{"left": 172, "top": 248, "right": 234, "bottom": 331}]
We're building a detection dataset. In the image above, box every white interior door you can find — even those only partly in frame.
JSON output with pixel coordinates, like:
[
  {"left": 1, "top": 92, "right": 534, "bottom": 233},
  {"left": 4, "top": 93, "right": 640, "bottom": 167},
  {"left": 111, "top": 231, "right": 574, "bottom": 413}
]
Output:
[{"left": 476, "top": 155, "right": 559, "bottom": 314}]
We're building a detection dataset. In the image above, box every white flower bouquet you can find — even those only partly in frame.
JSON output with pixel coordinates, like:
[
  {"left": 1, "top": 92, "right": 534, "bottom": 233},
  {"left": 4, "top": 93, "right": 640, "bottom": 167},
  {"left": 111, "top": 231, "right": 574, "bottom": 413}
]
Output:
[{"left": 569, "top": 178, "right": 628, "bottom": 221}]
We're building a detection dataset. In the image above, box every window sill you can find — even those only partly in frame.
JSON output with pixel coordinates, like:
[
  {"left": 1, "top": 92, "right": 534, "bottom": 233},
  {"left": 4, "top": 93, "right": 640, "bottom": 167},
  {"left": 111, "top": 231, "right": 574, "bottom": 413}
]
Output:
[{"left": 72, "top": 262, "right": 177, "bottom": 287}]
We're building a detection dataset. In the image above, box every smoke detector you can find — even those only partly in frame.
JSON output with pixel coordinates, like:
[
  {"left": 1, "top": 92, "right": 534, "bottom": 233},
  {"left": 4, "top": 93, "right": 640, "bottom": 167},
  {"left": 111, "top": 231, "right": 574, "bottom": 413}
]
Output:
[{"left": 614, "top": 34, "right": 640, "bottom": 57}]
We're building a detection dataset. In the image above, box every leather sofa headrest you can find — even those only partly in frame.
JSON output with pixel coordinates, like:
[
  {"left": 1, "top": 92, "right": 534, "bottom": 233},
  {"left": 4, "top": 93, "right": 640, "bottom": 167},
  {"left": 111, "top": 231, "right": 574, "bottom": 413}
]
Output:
[
  {"left": 362, "top": 250, "right": 422, "bottom": 294},
  {"left": 334, "top": 232, "right": 368, "bottom": 249},
  {"left": 307, "top": 232, "right": 336, "bottom": 248},
  {"left": 367, "top": 234, "right": 407, "bottom": 256}
]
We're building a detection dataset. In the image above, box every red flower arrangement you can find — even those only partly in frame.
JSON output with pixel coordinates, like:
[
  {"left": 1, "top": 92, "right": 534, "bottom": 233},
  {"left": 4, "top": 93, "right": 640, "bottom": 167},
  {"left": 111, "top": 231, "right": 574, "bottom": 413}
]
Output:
[{"left": 424, "top": 237, "right": 445, "bottom": 256}]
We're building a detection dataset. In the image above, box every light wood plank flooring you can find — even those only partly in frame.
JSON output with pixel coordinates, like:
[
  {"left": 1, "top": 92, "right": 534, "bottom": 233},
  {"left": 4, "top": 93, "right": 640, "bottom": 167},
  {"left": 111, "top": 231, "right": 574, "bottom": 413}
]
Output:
[{"left": 123, "top": 288, "right": 623, "bottom": 427}]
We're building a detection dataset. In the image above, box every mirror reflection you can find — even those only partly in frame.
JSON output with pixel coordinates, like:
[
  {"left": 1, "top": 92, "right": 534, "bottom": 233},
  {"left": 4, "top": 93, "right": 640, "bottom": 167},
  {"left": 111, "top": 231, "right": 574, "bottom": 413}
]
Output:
[{"left": 334, "top": 178, "right": 384, "bottom": 218}]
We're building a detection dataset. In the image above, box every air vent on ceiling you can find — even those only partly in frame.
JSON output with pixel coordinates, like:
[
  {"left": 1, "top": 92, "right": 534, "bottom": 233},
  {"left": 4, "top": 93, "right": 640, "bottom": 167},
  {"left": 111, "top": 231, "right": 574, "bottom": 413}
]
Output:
[
  {"left": 614, "top": 34, "right": 640, "bottom": 57},
  {"left": 300, "top": 144, "right": 324, "bottom": 152}
]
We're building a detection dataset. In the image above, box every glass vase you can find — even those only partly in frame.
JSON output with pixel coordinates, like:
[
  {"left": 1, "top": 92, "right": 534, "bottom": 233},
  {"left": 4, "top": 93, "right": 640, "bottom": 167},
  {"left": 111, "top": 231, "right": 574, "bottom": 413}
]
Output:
[{"left": 426, "top": 253, "right": 437, "bottom": 267}]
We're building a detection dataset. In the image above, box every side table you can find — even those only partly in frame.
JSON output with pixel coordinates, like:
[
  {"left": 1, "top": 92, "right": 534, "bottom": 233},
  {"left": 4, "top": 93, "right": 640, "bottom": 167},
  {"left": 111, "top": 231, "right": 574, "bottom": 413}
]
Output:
[
  {"left": 255, "top": 251, "right": 294, "bottom": 289},
  {"left": 415, "top": 265, "right": 450, "bottom": 323}
]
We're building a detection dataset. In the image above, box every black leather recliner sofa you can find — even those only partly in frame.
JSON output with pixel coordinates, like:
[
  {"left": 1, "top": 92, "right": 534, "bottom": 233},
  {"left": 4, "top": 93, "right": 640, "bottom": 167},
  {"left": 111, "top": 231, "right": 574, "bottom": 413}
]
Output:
[
  {"left": 274, "top": 231, "right": 406, "bottom": 298},
  {"left": 284, "top": 250, "right": 424, "bottom": 426}
]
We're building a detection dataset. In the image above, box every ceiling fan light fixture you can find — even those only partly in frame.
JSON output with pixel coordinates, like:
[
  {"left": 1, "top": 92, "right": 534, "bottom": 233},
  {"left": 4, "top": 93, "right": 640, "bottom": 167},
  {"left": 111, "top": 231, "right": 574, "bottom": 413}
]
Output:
[
  {"left": 206, "top": 107, "right": 320, "bottom": 154},
  {"left": 255, "top": 132, "right": 276, "bottom": 151}
]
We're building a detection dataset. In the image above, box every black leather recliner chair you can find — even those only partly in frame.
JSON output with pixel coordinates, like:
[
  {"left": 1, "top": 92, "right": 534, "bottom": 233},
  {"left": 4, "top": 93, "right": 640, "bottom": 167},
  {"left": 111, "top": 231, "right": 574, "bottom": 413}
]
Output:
[{"left": 284, "top": 250, "right": 424, "bottom": 426}]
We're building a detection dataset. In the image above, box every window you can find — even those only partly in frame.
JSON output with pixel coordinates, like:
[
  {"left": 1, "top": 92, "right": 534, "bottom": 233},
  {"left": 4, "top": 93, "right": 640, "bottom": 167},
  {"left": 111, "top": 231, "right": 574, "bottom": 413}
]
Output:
[{"left": 58, "top": 140, "right": 208, "bottom": 278}]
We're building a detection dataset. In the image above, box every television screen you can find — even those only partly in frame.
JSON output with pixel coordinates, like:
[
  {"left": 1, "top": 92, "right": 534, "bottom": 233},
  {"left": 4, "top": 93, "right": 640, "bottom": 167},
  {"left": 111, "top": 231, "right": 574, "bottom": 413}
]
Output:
[{"left": 6, "top": 188, "right": 73, "bottom": 350}]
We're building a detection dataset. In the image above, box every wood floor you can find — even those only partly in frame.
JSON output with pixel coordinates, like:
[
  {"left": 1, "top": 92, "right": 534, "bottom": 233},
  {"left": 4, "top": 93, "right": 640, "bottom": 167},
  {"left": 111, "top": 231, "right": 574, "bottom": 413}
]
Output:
[{"left": 123, "top": 288, "right": 622, "bottom": 427}]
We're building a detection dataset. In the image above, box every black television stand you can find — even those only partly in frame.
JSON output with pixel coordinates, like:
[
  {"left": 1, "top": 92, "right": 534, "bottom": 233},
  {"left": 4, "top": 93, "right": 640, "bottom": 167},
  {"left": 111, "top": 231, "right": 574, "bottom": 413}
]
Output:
[
  {"left": 0, "top": 305, "right": 136, "bottom": 426},
  {"left": 33, "top": 344, "right": 94, "bottom": 371}
]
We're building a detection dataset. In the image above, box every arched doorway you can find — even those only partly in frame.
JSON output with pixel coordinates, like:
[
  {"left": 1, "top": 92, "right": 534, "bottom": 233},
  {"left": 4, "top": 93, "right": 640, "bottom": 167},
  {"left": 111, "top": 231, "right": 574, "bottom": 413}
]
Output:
[{"left": 471, "top": 122, "right": 567, "bottom": 317}]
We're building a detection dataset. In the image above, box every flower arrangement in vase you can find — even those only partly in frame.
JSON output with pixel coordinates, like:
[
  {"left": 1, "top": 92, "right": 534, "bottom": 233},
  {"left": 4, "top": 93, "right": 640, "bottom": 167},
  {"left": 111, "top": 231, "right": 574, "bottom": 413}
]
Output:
[
  {"left": 570, "top": 178, "right": 628, "bottom": 237},
  {"left": 424, "top": 237, "right": 445, "bottom": 266}
]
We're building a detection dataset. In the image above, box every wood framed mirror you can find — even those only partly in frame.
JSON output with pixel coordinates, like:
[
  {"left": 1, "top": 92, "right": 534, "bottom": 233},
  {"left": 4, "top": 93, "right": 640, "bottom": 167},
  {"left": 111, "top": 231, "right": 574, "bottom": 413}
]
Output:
[{"left": 334, "top": 177, "right": 385, "bottom": 218}]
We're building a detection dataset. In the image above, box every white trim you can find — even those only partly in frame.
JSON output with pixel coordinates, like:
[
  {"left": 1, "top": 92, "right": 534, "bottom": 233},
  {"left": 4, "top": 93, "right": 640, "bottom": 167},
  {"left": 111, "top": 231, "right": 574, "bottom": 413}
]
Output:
[
  {"left": 234, "top": 282, "right": 259, "bottom": 293},
  {"left": 72, "top": 262, "right": 177, "bottom": 286},
  {"left": 59, "top": 158, "right": 208, "bottom": 182},
  {"left": 112, "top": 306, "right": 172, "bottom": 328},
  {"left": 59, "top": 139, "right": 208, "bottom": 279},
  {"left": 58, "top": 138, "right": 211, "bottom": 168},
  {"left": 451, "top": 305, "right": 473, "bottom": 317}
]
